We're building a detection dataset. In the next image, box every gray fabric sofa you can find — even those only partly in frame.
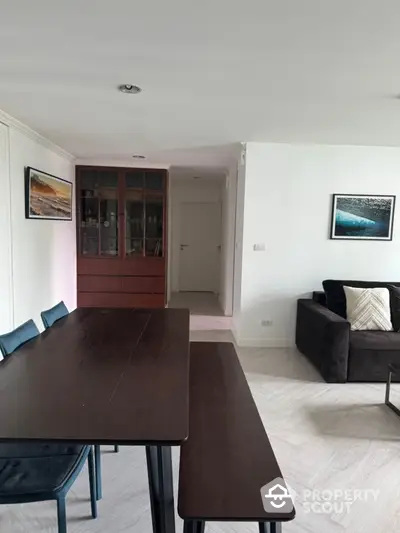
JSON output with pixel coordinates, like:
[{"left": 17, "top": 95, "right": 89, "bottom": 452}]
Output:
[{"left": 295, "top": 280, "right": 400, "bottom": 383}]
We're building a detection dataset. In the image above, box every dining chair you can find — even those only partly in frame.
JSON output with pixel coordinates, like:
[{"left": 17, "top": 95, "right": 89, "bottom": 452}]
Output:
[
  {"left": 41, "top": 304, "right": 119, "bottom": 500},
  {"left": 0, "top": 319, "right": 40, "bottom": 358},
  {"left": 0, "top": 442, "right": 97, "bottom": 533},
  {"left": 0, "top": 320, "right": 98, "bottom": 532},
  {"left": 94, "top": 444, "right": 119, "bottom": 501},
  {"left": 41, "top": 301, "right": 69, "bottom": 329}
]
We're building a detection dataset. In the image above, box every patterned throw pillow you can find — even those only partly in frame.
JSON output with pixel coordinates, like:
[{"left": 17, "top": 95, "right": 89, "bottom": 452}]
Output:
[{"left": 343, "top": 286, "right": 393, "bottom": 331}]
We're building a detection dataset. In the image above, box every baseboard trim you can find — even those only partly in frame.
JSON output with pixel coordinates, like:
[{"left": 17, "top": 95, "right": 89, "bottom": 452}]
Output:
[{"left": 234, "top": 337, "right": 294, "bottom": 348}]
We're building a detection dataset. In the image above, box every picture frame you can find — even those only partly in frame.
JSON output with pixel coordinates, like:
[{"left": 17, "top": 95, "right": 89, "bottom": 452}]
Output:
[
  {"left": 25, "top": 167, "right": 73, "bottom": 220},
  {"left": 330, "top": 194, "right": 396, "bottom": 241}
]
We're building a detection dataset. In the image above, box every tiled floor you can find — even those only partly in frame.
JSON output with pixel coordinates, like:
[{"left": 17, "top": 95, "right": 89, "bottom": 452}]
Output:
[
  {"left": 2, "top": 330, "right": 400, "bottom": 532},
  {"left": 169, "top": 291, "right": 233, "bottom": 337},
  {"left": 168, "top": 292, "right": 224, "bottom": 316}
]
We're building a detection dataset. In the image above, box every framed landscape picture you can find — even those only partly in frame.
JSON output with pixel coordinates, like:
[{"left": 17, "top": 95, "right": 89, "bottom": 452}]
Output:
[
  {"left": 330, "top": 194, "right": 395, "bottom": 240},
  {"left": 25, "top": 167, "right": 73, "bottom": 220}
]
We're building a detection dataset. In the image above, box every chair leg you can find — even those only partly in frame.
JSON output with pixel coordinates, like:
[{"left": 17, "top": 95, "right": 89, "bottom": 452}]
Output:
[
  {"left": 94, "top": 444, "right": 102, "bottom": 500},
  {"left": 259, "top": 523, "right": 269, "bottom": 533},
  {"left": 88, "top": 447, "right": 98, "bottom": 519},
  {"left": 114, "top": 445, "right": 119, "bottom": 453},
  {"left": 57, "top": 497, "right": 67, "bottom": 533}
]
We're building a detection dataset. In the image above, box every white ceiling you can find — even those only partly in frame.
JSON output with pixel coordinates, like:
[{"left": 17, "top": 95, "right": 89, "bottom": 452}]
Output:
[{"left": 2, "top": 0, "right": 400, "bottom": 167}]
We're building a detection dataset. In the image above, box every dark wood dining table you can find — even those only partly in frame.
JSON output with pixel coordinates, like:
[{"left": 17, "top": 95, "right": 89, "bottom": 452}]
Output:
[{"left": 0, "top": 307, "right": 190, "bottom": 533}]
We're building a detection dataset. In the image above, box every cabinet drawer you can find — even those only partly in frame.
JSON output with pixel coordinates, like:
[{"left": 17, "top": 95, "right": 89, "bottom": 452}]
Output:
[
  {"left": 78, "top": 292, "right": 165, "bottom": 309},
  {"left": 121, "top": 277, "right": 165, "bottom": 294},
  {"left": 78, "top": 276, "right": 121, "bottom": 293},
  {"left": 78, "top": 257, "right": 165, "bottom": 276}
]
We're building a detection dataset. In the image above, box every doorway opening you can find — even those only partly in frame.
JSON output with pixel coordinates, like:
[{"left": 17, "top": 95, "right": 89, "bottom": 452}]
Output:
[{"left": 167, "top": 168, "right": 236, "bottom": 341}]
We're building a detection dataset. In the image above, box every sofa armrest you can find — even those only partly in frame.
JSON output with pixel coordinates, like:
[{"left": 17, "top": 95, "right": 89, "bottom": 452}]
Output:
[{"left": 296, "top": 299, "right": 350, "bottom": 383}]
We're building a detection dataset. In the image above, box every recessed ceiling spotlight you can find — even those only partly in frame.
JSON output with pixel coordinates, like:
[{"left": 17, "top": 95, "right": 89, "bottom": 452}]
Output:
[
  {"left": 132, "top": 155, "right": 146, "bottom": 159},
  {"left": 118, "top": 84, "right": 142, "bottom": 94}
]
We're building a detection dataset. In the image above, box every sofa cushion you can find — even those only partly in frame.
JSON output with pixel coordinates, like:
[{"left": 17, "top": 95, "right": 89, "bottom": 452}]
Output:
[
  {"left": 348, "top": 330, "right": 400, "bottom": 382},
  {"left": 323, "top": 280, "right": 400, "bottom": 323},
  {"left": 0, "top": 448, "right": 85, "bottom": 496},
  {"left": 350, "top": 330, "right": 400, "bottom": 350},
  {"left": 0, "top": 442, "right": 83, "bottom": 459}
]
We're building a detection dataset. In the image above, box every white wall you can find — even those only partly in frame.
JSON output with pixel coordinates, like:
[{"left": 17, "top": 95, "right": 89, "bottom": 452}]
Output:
[
  {"left": 219, "top": 164, "right": 237, "bottom": 316},
  {"left": 235, "top": 142, "right": 400, "bottom": 347},
  {"left": 0, "top": 115, "right": 75, "bottom": 336},
  {"left": 0, "top": 123, "right": 13, "bottom": 333},
  {"left": 232, "top": 147, "right": 246, "bottom": 334},
  {"left": 169, "top": 177, "right": 223, "bottom": 294}
]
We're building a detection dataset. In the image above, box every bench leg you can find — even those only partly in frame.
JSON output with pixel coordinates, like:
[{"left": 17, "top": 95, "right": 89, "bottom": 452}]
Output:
[
  {"left": 195, "top": 521, "right": 205, "bottom": 533},
  {"left": 146, "top": 445, "right": 175, "bottom": 533},
  {"left": 183, "top": 521, "right": 205, "bottom": 533},
  {"left": 269, "top": 523, "right": 282, "bottom": 533}
]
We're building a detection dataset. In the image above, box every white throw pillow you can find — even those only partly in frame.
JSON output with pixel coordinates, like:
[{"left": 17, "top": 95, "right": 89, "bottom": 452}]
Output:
[{"left": 343, "top": 286, "right": 393, "bottom": 331}]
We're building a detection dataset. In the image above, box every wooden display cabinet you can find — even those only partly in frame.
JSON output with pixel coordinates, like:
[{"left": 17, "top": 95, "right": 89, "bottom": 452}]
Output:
[{"left": 76, "top": 166, "right": 167, "bottom": 308}]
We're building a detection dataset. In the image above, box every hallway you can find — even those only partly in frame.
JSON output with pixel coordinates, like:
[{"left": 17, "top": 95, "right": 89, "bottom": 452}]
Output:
[
  {"left": 168, "top": 292, "right": 224, "bottom": 316},
  {"left": 168, "top": 292, "right": 234, "bottom": 343}
]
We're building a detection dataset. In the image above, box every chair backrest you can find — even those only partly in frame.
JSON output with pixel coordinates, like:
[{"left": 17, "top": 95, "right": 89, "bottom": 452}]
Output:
[
  {"left": 0, "top": 320, "right": 40, "bottom": 358},
  {"left": 41, "top": 301, "right": 69, "bottom": 329}
]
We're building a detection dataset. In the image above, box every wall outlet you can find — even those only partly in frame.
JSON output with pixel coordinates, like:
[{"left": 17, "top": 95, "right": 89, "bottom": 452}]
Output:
[
  {"left": 261, "top": 319, "right": 273, "bottom": 327},
  {"left": 253, "top": 243, "right": 266, "bottom": 252}
]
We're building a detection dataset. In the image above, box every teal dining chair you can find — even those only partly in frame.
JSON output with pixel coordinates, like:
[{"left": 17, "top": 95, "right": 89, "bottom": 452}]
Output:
[
  {"left": 41, "top": 303, "right": 119, "bottom": 500},
  {"left": 0, "top": 443, "right": 97, "bottom": 533},
  {"left": 41, "top": 301, "right": 69, "bottom": 329},
  {"left": 0, "top": 319, "right": 39, "bottom": 358},
  {"left": 0, "top": 320, "right": 98, "bottom": 533}
]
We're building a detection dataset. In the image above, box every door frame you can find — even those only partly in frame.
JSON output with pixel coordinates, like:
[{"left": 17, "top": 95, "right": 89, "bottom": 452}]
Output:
[{"left": 167, "top": 173, "right": 237, "bottom": 317}]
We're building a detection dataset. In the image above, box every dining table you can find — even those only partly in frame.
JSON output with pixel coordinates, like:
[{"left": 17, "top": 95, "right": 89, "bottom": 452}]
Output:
[{"left": 0, "top": 307, "right": 190, "bottom": 533}]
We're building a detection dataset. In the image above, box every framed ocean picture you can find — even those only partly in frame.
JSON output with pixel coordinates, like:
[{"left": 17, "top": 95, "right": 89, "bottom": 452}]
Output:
[
  {"left": 25, "top": 167, "right": 73, "bottom": 220},
  {"left": 330, "top": 194, "right": 396, "bottom": 240}
]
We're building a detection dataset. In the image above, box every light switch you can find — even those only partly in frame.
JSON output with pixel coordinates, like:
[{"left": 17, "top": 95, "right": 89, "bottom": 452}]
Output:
[{"left": 253, "top": 243, "right": 266, "bottom": 252}]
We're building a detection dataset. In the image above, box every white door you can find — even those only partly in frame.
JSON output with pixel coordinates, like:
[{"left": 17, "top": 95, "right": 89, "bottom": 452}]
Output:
[{"left": 179, "top": 202, "right": 221, "bottom": 292}]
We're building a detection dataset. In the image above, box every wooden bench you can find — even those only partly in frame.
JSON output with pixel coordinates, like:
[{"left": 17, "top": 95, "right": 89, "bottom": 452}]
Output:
[{"left": 178, "top": 342, "right": 295, "bottom": 533}]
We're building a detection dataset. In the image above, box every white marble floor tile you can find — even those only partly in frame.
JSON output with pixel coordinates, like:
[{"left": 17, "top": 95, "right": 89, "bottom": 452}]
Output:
[{"left": 1, "top": 341, "right": 400, "bottom": 532}]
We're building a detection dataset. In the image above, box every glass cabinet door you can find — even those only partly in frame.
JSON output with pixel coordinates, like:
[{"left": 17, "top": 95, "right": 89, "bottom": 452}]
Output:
[
  {"left": 145, "top": 193, "right": 163, "bottom": 257},
  {"left": 144, "top": 171, "right": 164, "bottom": 257},
  {"left": 79, "top": 170, "right": 118, "bottom": 256},
  {"left": 125, "top": 171, "right": 145, "bottom": 256}
]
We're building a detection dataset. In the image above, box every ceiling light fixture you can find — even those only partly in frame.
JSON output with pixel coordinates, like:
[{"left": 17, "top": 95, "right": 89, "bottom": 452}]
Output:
[
  {"left": 132, "top": 155, "right": 146, "bottom": 159},
  {"left": 118, "top": 84, "right": 142, "bottom": 94}
]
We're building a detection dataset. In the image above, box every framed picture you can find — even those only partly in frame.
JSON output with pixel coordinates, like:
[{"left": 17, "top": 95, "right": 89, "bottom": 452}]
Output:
[
  {"left": 330, "top": 194, "right": 396, "bottom": 240},
  {"left": 25, "top": 167, "right": 73, "bottom": 220}
]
